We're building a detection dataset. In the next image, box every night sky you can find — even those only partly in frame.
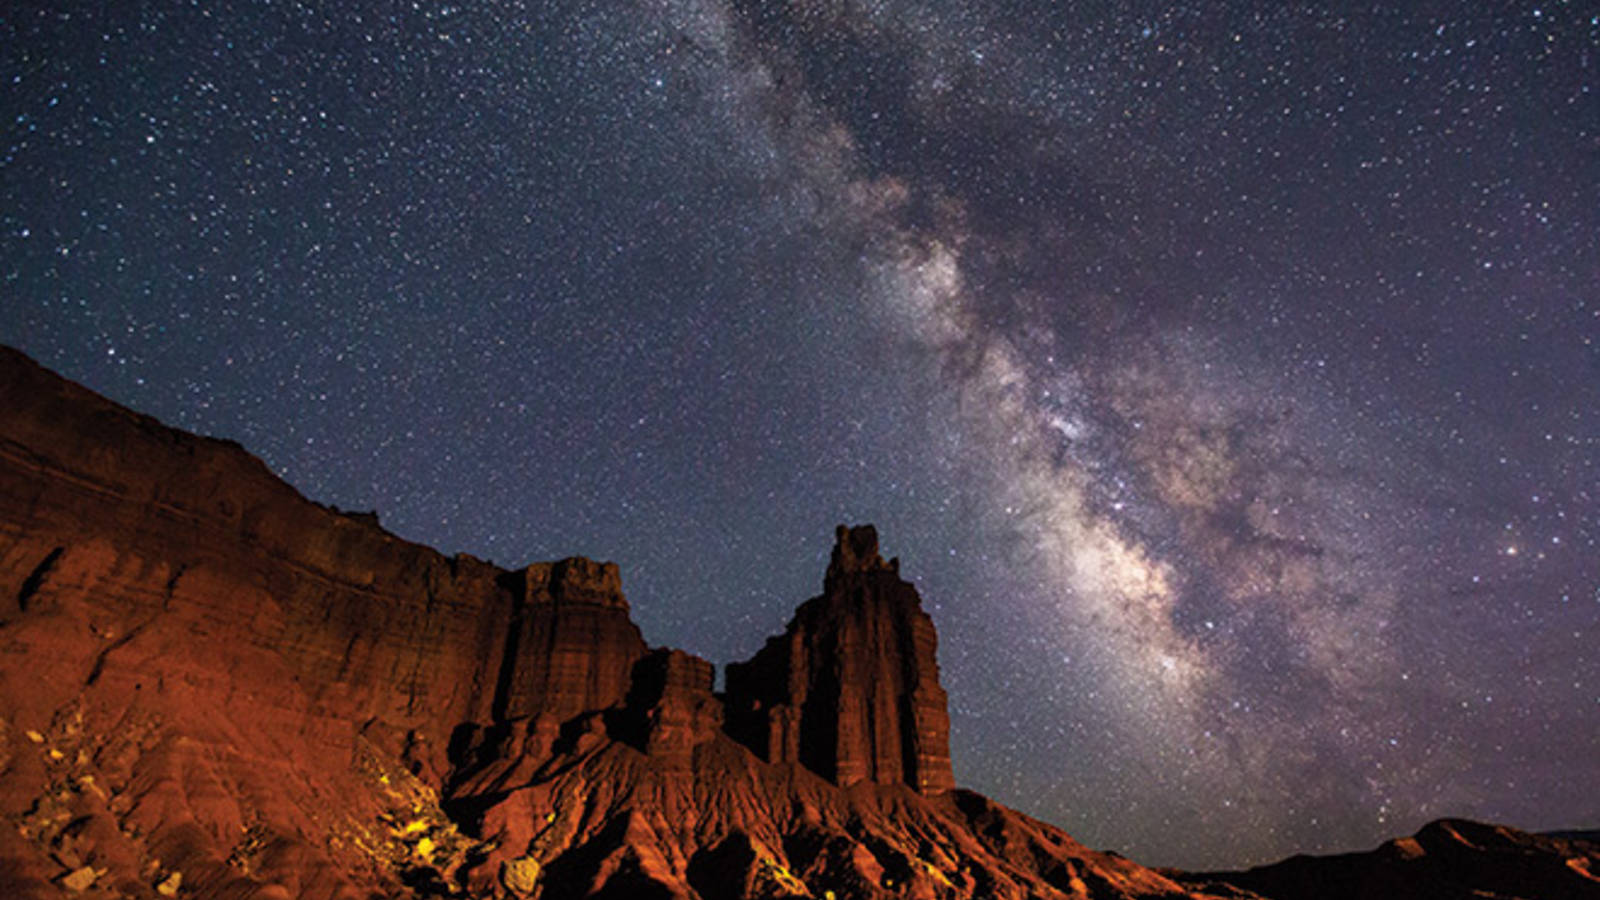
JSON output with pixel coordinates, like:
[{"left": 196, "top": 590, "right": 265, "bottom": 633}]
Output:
[{"left": 4, "top": 0, "right": 1597, "bottom": 870}]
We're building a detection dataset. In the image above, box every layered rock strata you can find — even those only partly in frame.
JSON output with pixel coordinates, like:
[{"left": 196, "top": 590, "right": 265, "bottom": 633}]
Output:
[
  {"left": 0, "top": 345, "right": 1238, "bottom": 898},
  {"left": 724, "top": 525, "right": 955, "bottom": 794},
  {"left": 497, "top": 559, "right": 648, "bottom": 723}
]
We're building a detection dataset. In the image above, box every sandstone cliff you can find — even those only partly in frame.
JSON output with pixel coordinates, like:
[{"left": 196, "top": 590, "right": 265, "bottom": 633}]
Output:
[
  {"left": 4, "top": 346, "right": 1588, "bottom": 900},
  {"left": 724, "top": 525, "right": 954, "bottom": 795},
  {"left": 497, "top": 559, "right": 648, "bottom": 724},
  {"left": 0, "top": 346, "right": 1229, "bottom": 898}
]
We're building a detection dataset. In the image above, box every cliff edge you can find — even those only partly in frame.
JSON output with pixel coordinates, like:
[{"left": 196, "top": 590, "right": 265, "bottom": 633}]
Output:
[{"left": 0, "top": 346, "right": 1241, "bottom": 898}]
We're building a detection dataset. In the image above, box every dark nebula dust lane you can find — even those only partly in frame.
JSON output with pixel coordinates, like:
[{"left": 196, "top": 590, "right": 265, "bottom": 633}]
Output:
[{"left": 3, "top": 0, "right": 1596, "bottom": 869}]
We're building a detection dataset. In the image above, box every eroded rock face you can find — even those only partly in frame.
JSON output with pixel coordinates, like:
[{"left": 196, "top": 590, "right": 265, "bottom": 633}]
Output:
[
  {"left": 628, "top": 649, "right": 723, "bottom": 771},
  {"left": 0, "top": 346, "right": 1245, "bottom": 899},
  {"left": 725, "top": 525, "right": 955, "bottom": 795},
  {"left": 497, "top": 559, "right": 648, "bottom": 723},
  {"left": 0, "top": 348, "right": 529, "bottom": 896}
]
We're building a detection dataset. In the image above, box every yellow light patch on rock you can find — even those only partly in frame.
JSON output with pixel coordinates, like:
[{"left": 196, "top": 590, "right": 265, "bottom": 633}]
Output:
[
  {"left": 501, "top": 856, "right": 541, "bottom": 894},
  {"left": 60, "top": 866, "right": 97, "bottom": 892}
]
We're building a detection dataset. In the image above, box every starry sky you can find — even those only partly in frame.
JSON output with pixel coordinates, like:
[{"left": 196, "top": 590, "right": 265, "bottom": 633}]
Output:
[{"left": 4, "top": 0, "right": 1597, "bottom": 871}]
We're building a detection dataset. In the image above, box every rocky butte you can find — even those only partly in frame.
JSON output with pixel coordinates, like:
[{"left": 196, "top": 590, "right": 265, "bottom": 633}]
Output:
[{"left": 0, "top": 344, "right": 1595, "bottom": 900}]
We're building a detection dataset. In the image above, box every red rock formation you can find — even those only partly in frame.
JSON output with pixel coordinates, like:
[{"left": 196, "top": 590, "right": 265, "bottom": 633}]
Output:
[
  {"left": 0, "top": 346, "right": 1273, "bottom": 898},
  {"left": 449, "top": 736, "right": 1222, "bottom": 900},
  {"left": 0, "top": 347, "right": 531, "bottom": 897},
  {"left": 626, "top": 649, "right": 723, "bottom": 772},
  {"left": 725, "top": 525, "right": 954, "bottom": 795},
  {"left": 4, "top": 345, "right": 1584, "bottom": 900},
  {"left": 497, "top": 559, "right": 648, "bottom": 724}
]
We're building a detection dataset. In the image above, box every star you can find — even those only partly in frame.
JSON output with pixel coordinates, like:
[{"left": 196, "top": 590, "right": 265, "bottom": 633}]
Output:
[{"left": 2, "top": 0, "right": 1595, "bottom": 871}]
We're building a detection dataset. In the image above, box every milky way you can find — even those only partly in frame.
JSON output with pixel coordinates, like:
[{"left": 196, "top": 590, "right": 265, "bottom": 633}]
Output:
[{"left": 3, "top": 0, "right": 1597, "bottom": 868}]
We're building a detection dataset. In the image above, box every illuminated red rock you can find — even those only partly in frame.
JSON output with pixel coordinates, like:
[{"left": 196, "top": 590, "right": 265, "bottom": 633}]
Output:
[
  {"left": 16, "top": 344, "right": 1576, "bottom": 900},
  {"left": 0, "top": 348, "right": 524, "bottom": 897},
  {"left": 497, "top": 558, "right": 648, "bottom": 724},
  {"left": 724, "top": 525, "right": 954, "bottom": 795},
  {"left": 628, "top": 648, "right": 723, "bottom": 772}
]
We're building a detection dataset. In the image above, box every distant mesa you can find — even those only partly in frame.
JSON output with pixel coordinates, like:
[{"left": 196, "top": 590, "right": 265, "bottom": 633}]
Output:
[
  {"left": 1179, "top": 817, "right": 1600, "bottom": 900},
  {"left": 0, "top": 343, "right": 1591, "bottom": 899}
]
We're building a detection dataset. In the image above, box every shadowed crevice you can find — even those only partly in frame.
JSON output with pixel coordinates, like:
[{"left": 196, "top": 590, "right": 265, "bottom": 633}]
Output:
[
  {"left": 491, "top": 569, "right": 528, "bottom": 723},
  {"left": 16, "top": 546, "right": 64, "bottom": 612}
]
